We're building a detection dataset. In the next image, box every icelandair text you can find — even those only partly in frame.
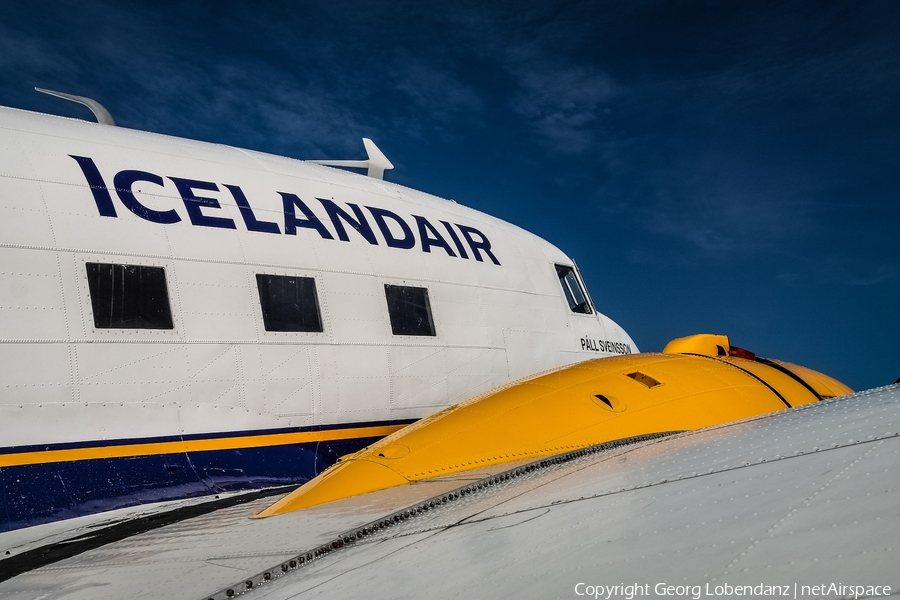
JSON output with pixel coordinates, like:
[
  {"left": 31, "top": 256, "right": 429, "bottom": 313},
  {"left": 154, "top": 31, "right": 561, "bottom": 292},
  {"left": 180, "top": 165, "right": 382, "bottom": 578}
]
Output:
[{"left": 70, "top": 156, "right": 501, "bottom": 265}]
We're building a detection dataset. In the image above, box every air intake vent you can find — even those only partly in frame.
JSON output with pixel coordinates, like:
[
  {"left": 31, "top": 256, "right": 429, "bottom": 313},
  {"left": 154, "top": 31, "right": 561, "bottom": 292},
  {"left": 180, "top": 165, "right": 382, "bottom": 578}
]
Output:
[
  {"left": 591, "top": 394, "right": 626, "bottom": 412},
  {"left": 375, "top": 444, "right": 410, "bottom": 459},
  {"left": 626, "top": 371, "right": 661, "bottom": 388},
  {"left": 594, "top": 394, "right": 613, "bottom": 408}
]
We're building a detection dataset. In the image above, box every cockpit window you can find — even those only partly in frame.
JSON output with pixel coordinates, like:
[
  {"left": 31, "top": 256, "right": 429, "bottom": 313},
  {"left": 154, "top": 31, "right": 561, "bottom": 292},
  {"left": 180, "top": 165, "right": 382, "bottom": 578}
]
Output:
[{"left": 555, "top": 264, "right": 592, "bottom": 314}]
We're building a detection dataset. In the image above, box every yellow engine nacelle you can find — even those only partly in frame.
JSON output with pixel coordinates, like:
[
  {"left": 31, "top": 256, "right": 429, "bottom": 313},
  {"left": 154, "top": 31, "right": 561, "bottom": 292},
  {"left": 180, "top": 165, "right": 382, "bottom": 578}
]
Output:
[{"left": 255, "top": 334, "right": 851, "bottom": 516}]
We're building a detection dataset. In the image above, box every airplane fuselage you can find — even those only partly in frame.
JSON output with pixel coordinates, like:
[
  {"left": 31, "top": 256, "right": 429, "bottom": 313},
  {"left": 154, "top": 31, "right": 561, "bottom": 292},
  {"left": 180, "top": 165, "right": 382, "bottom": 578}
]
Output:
[{"left": 0, "top": 106, "right": 636, "bottom": 530}]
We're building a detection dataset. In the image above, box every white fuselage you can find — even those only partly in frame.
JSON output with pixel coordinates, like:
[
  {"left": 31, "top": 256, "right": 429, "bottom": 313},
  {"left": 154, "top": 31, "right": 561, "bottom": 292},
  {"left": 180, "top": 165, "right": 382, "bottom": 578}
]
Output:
[{"left": 0, "top": 106, "right": 635, "bottom": 528}]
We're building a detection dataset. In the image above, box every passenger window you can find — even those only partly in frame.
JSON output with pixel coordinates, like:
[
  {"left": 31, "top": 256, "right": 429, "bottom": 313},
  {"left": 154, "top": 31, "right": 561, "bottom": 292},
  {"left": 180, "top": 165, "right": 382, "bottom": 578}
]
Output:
[
  {"left": 555, "top": 264, "right": 592, "bottom": 314},
  {"left": 86, "top": 263, "right": 174, "bottom": 329},
  {"left": 384, "top": 284, "right": 436, "bottom": 336},
  {"left": 256, "top": 274, "right": 323, "bottom": 332}
]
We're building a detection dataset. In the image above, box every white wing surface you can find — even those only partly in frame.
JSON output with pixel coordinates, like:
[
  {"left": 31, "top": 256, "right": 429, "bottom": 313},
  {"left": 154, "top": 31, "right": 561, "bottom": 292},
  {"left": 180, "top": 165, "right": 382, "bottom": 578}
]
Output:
[{"left": 2, "top": 384, "right": 897, "bottom": 599}]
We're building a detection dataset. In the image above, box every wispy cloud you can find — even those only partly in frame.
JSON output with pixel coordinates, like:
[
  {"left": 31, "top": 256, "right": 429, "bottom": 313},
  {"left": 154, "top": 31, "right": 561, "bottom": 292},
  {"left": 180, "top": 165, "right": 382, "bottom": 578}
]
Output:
[
  {"left": 508, "top": 56, "right": 618, "bottom": 152},
  {"left": 0, "top": 1, "right": 397, "bottom": 159},
  {"left": 778, "top": 260, "right": 899, "bottom": 287},
  {"left": 436, "top": 4, "right": 621, "bottom": 153},
  {"left": 653, "top": 162, "right": 823, "bottom": 251},
  {"left": 391, "top": 56, "right": 483, "bottom": 119},
  {"left": 382, "top": 54, "right": 486, "bottom": 143}
]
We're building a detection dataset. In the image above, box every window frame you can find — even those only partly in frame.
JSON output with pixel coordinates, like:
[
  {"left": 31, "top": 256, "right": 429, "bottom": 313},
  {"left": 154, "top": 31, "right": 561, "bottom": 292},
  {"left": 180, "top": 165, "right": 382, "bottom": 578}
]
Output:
[
  {"left": 84, "top": 261, "right": 175, "bottom": 330},
  {"left": 554, "top": 263, "right": 594, "bottom": 315},
  {"left": 255, "top": 273, "right": 324, "bottom": 333},
  {"left": 384, "top": 284, "right": 437, "bottom": 337}
]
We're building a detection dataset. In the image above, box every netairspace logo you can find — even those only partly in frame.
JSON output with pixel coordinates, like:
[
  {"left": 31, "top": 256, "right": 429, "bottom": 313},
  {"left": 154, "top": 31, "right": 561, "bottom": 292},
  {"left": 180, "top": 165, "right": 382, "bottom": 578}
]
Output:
[{"left": 573, "top": 583, "right": 893, "bottom": 600}]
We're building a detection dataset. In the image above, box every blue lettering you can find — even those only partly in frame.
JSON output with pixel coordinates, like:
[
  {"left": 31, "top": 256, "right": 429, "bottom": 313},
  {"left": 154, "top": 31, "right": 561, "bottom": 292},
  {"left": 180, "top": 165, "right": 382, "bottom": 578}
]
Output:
[
  {"left": 280, "top": 193, "right": 334, "bottom": 239},
  {"left": 224, "top": 184, "right": 280, "bottom": 234},
  {"left": 456, "top": 224, "right": 500, "bottom": 265},
  {"left": 169, "top": 177, "right": 235, "bottom": 229},
  {"left": 367, "top": 206, "right": 415, "bottom": 249},
  {"left": 114, "top": 170, "right": 180, "bottom": 224},
  {"left": 319, "top": 199, "right": 377, "bottom": 244},
  {"left": 69, "top": 156, "right": 117, "bottom": 217},
  {"left": 440, "top": 221, "right": 469, "bottom": 259},
  {"left": 414, "top": 215, "right": 455, "bottom": 257},
  {"left": 69, "top": 159, "right": 505, "bottom": 265}
]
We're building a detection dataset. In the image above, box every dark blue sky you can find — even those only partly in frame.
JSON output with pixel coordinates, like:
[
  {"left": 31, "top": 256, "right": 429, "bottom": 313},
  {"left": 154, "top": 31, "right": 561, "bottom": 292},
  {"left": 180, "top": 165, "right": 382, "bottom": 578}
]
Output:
[{"left": 1, "top": 1, "right": 897, "bottom": 390}]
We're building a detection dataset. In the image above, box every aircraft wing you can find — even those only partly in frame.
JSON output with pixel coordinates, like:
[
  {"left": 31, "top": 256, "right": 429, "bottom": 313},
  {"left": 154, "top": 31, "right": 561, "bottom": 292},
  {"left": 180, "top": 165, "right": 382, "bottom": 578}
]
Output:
[{"left": 2, "top": 384, "right": 897, "bottom": 599}]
